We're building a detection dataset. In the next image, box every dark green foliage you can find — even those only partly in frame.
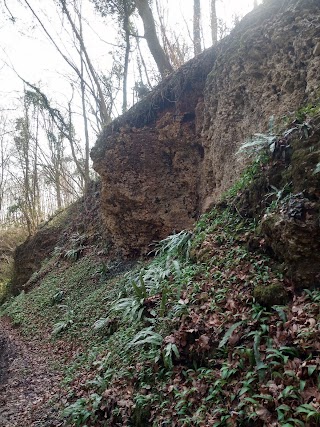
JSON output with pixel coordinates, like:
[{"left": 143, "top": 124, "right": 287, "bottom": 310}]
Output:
[{"left": 2, "top": 110, "right": 320, "bottom": 427}]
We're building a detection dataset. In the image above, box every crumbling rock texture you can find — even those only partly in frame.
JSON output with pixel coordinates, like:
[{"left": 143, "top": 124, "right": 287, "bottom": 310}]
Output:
[
  {"left": 93, "top": 116, "right": 204, "bottom": 254},
  {"left": 92, "top": 50, "right": 215, "bottom": 254},
  {"left": 200, "top": 0, "right": 320, "bottom": 206},
  {"left": 92, "top": 0, "right": 320, "bottom": 256},
  {"left": 11, "top": 226, "right": 62, "bottom": 296},
  {"left": 260, "top": 115, "right": 320, "bottom": 288}
]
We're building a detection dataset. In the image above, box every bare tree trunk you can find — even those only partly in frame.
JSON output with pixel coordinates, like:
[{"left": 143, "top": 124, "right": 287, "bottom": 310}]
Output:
[
  {"left": 22, "top": 79, "right": 86, "bottom": 192},
  {"left": 134, "top": 0, "right": 173, "bottom": 78},
  {"left": 193, "top": 0, "right": 201, "bottom": 56},
  {"left": 0, "top": 135, "right": 4, "bottom": 211},
  {"left": 253, "top": 0, "right": 258, "bottom": 8},
  {"left": 154, "top": 0, "right": 188, "bottom": 69},
  {"left": 0, "top": 118, "right": 10, "bottom": 212},
  {"left": 67, "top": 100, "right": 86, "bottom": 188},
  {"left": 122, "top": 1, "right": 131, "bottom": 113},
  {"left": 210, "top": 0, "right": 218, "bottom": 46},
  {"left": 59, "top": 0, "right": 111, "bottom": 125},
  {"left": 136, "top": 35, "right": 152, "bottom": 88},
  {"left": 32, "top": 107, "right": 42, "bottom": 225},
  {"left": 79, "top": 11, "right": 90, "bottom": 191},
  {"left": 14, "top": 99, "right": 39, "bottom": 235},
  {"left": 22, "top": 103, "right": 32, "bottom": 234},
  {"left": 54, "top": 141, "right": 63, "bottom": 209}
]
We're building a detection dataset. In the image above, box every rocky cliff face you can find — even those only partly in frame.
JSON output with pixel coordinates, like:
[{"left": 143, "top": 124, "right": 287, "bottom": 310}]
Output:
[
  {"left": 92, "top": 0, "right": 320, "bottom": 255},
  {"left": 92, "top": 51, "right": 216, "bottom": 254},
  {"left": 200, "top": 0, "right": 320, "bottom": 207}
]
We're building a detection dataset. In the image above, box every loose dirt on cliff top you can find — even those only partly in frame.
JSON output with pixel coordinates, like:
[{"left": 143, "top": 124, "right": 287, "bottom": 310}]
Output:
[{"left": 0, "top": 317, "right": 64, "bottom": 427}]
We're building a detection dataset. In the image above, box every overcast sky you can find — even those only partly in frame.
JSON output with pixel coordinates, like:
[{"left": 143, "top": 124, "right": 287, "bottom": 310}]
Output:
[{"left": 0, "top": 0, "right": 259, "bottom": 116}]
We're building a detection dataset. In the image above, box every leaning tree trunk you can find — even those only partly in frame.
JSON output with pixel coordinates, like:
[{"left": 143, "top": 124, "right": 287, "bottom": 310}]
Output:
[{"left": 134, "top": 0, "right": 173, "bottom": 78}]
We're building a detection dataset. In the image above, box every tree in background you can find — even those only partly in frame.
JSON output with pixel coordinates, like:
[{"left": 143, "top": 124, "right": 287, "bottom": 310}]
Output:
[
  {"left": 210, "top": 0, "right": 218, "bottom": 46},
  {"left": 0, "top": 0, "right": 250, "bottom": 233},
  {"left": 193, "top": 0, "right": 201, "bottom": 55},
  {"left": 92, "top": 0, "right": 136, "bottom": 112},
  {"left": 133, "top": 0, "right": 173, "bottom": 77},
  {"left": 11, "top": 93, "right": 42, "bottom": 235},
  {"left": 153, "top": 0, "right": 192, "bottom": 70},
  {"left": 57, "top": 0, "right": 112, "bottom": 126},
  {"left": 0, "top": 117, "right": 11, "bottom": 212},
  {"left": 0, "top": 86, "right": 88, "bottom": 231}
]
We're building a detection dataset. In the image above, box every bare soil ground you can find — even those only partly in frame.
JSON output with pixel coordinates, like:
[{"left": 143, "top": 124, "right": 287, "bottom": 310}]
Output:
[{"left": 0, "top": 317, "right": 64, "bottom": 427}]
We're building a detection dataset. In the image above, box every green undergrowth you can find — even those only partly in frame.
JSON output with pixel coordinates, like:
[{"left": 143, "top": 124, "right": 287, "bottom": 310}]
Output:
[
  {"left": 1, "top": 255, "right": 137, "bottom": 343},
  {"left": 1, "top": 114, "right": 320, "bottom": 426},
  {"left": 2, "top": 198, "right": 319, "bottom": 426},
  {"left": 0, "top": 281, "right": 8, "bottom": 304}
]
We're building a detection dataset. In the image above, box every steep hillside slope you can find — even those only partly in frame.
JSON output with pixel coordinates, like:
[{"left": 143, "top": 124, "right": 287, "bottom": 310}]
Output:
[
  {"left": 92, "top": 0, "right": 320, "bottom": 254},
  {"left": 1, "top": 0, "right": 320, "bottom": 425},
  {"left": 10, "top": 181, "right": 106, "bottom": 295},
  {"left": 2, "top": 111, "right": 320, "bottom": 426}
]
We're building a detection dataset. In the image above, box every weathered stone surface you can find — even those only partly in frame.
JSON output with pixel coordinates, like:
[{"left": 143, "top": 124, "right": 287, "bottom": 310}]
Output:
[
  {"left": 93, "top": 116, "right": 203, "bottom": 254},
  {"left": 258, "top": 114, "right": 320, "bottom": 288},
  {"left": 11, "top": 223, "right": 63, "bottom": 295},
  {"left": 92, "top": 0, "right": 320, "bottom": 255},
  {"left": 313, "top": 41, "right": 320, "bottom": 56},
  {"left": 92, "top": 50, "right": 215, "bottom": 254},
  {"left": 200, "top": 0, "right": 320, "bottom": 207},
  {"left": 261, "top": 195, "right": 320, "bottom": 288}
]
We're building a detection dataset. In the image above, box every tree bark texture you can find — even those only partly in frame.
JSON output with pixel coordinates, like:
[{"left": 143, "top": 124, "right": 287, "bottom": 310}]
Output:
[{"left": 134, "top": 0, "right": 173, "bottom": 77}]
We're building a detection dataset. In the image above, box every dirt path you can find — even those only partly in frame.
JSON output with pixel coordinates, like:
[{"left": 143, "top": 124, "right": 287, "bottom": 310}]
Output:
[{"left": 0, "top": 317, "right": 64, "bottom": 427}]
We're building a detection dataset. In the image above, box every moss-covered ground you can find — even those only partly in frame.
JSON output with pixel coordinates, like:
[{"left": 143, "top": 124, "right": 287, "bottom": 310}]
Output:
[{"left": 1, "top": 199, "right": 320, "bottom": 426}]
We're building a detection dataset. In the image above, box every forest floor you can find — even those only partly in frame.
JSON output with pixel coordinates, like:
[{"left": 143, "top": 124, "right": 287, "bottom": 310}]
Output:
[{"left": 0, "top": 317, "right": 63, "bottom": 427}]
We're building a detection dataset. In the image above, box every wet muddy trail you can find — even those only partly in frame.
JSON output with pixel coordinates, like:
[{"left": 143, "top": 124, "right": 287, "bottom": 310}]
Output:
[{"left": 0, "top": 318, "right": 63, "bottom": 427}]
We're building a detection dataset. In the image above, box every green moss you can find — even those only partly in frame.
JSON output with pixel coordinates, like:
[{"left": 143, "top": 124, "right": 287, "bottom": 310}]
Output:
[
  {"left": 223, "top": 158, "right": 264, "bottom": 200},
  {"left": 0, "top": 281, "right": 8, "bottom": 304},
  {"left": 253, "top": 283, "right": 289, "bottom": 308},
  {"left": 296, "top": 103, "right": 320, "bottom": 122}
]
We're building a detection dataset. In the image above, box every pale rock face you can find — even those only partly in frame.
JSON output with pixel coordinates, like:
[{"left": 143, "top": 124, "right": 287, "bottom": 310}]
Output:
[
  {"left": 93, "top": 121, "right": 203, "bottom": 254},
  {"left": 92, "top": 0, "right": 320, "bottom": 255},
  {"left": 200, "top": 0, "right": 320, "bottom": 206}
]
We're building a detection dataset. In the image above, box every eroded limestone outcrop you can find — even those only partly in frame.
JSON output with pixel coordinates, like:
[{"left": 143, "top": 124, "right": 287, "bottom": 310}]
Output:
[
  {"left": 92, "top": 0, "right": 320, "bottom": 256},
  {"left": 200, "top": 0, "right": 320, "bottom": 205},
  {"left": 92, "top": 50, "right": 216, "bottom": 254},
  {"left": 92, "top": 116, "right": 204, "bottom": 255},
  {"left": 259, "top": 115, "right": 320, "bottom": 288}
]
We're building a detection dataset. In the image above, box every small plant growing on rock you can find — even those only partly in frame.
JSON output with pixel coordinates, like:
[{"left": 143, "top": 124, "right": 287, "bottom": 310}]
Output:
[
  {"left": 313, "top": 162, "right": 320, "bottom": 175},
  {"left": 154, "top": 230, "right": 193, "bottom": 261}
]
